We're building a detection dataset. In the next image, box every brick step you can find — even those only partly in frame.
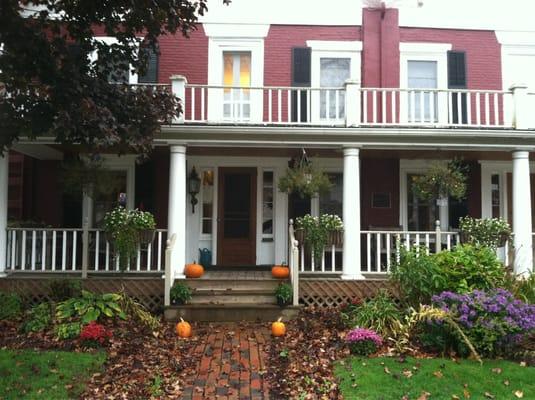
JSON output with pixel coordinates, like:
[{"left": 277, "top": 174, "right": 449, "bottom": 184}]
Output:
[{"left": 164, "top": 303, "right": 301, "bottom": 322}]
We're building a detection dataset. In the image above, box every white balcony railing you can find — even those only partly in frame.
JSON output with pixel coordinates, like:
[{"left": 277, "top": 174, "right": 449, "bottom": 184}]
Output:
[
  {"left": 168, "top": 77, "right": 528, "bottom": 129},
  {"left": 5, "top": 228, "right": 168, "bottom": 273}
]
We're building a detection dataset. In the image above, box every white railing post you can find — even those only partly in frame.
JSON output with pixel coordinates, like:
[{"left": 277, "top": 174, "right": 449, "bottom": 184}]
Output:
[
  {"left": 342, "top": 148, "right": 364, "bottom": 279},
  {"left": 164, "top": 234, "right": 176, "bottom": 307},
  {"left": 168, "top": 145, "right": 187, "bottom": 279},
  {"left": 512, "top": 150, "right": 533, "bottom": 276},
  {"left": 0, "top": 153, "right": 8, "bottom": 277},
  {"left": 435, "top": 220, "right": 442, "bottom": 254},
  {"left": 345, "top": 79, "right": 361, "bottom": 127},
  {"left": 170, "top": 75, "right": 187, "bottom": 124},
  {"left": 81, "top": 219, "right": 89, "bottom": 278},
  {"left": 288, "top": 220, "right": 299, "bottom": 306},
  {"left": 510, "top": 84, "right": 529, "bottom": 130}
]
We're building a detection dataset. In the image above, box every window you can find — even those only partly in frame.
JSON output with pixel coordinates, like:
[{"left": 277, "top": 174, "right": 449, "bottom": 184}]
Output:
[
  {"left": 319, "top": 173, "right": 343, "bottom": 216},
  {"left": 407, "top": 60, "right": 438, "bottom": 122},
  {"left": 491, "top": 174, "right": 501, "bottom": 218},
  {"left": 262, "top": 171, "right": 274, "bottom": 236},
  {"left": 320, "top": 58, "right": 349, "bottom": 119},
  {"left": 201, "top": 169, "right": 214, "bottom": 235},
  {"left": 407, "top": 173, "right": 436, "bottom": 231},
  {"left": 223, "top": 51, "right": 251, "bottom": 120},
  {"left": 138, "top": 45, "right": 158, "bottom": 84}
]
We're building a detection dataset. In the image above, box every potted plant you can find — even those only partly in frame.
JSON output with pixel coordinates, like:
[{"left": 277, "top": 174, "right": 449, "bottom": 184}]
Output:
[
  {"left": 170, "top": 282, "right": 193, "bottom": 305},
  {"left": 130, "top": 209, "right": 156, "bottom": 245},
  {"left": 412, "top": 160, "right": 468, "bottom": 206},
  {"left": 459, "top": 216, "right": 513, "bottom": 249},
  {"left": 278, "top": 150, "right": 332, "bottom": 198},
  {"left": 275, "top": 283, "right": 292, "bottom": 307},
  {"left": 295, "top": 215, "right": 326, "bottom": 264},
  {"left": 320, "top": 214, "right": 344, "bottom": 247}
]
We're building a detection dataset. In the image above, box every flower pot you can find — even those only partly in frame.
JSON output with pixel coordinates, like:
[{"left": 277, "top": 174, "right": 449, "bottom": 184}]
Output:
[
  {"left": 277, "top": 297, "right": 290, "bottom": 307},
  {"left": 138, "top": 229, "right": 156, "bottom": 245},
  {"left": 171, "top": 298, "right": 185, "bottom": 306},
  {"left": 294, "top": 228, "right": 305, "bottom": 245},
  {"left": 327, "top": 230, "right": 343, "bottom": 247},
  {"left": 497, "top": 232, "right": 510, "bottom": 247}
]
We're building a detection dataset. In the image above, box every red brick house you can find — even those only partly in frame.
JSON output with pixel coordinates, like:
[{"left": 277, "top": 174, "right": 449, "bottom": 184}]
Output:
[{"left": 2, "top": 3, "right": 534, "bottom": 311}]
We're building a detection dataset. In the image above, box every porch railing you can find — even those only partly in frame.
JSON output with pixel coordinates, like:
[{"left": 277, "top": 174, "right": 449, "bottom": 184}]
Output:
[
  {"left": 5, "top": 228, "right": 168, "bottom": 273},
  {"left": 168, "top": 77, "right": 522, "bottom": 129}
]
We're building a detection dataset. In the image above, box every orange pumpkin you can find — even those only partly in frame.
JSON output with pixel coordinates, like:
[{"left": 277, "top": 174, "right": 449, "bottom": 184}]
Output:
[
  {"left": 185, "top": 262, "right": 204, "bottom": 278},
  {"left": 271, "top": 264, "right": 290, "bottom": 279},
  {"left": 176, "top": 318, "right": 192, "bottom": 338},
  {"left": 271, "top": 317, "right": 286, "bottom": 337}
]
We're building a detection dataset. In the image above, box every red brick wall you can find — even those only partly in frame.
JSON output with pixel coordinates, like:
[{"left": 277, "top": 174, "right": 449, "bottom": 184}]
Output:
[{"left": 400, "top": 28, "right": 502, "bottom": 90}]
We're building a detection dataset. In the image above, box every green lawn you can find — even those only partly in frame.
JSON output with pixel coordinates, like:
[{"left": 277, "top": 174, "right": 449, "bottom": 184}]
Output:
[
  {"left": 0, "top": 349, "right": 105, "bottom": 399},
  {"left": 335, "top": 356, "right": 534, "bottom": 400}
]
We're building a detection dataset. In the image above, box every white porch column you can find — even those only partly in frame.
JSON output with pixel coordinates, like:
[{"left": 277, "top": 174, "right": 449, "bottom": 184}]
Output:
[
  {"left": 342, "top": 148, "right": 364, "bottom": 280},
  {"left": 168, "top": 145, "right": 187, "bottom": 279},
  {"left": 170, "top": 75, "right": 187, "bottom": 124},
  {"left": 512, "top": 150, "right": 533, "bottom": 277},
  {"left": 0, "top": 154, "right": 8, "bottom": 276}
]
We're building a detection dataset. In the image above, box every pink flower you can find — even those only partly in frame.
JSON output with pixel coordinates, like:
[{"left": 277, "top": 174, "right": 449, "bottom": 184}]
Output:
[{"left": 345, "top": 327, "right": 383, "bottom": 347}]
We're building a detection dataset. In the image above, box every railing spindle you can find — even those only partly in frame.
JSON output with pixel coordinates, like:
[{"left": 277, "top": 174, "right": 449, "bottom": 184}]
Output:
[
  {"left": 61, "top": 231, "right": 67, "bottom": 271},
  {"left": 31, "top": 230, "right": 36, "bottom": 271},
  {"left": 41, "top": 231, "right": 46, "bottom": 270},
  {"left": 72, "top": 231, "right": 77, "bottom": 270}
]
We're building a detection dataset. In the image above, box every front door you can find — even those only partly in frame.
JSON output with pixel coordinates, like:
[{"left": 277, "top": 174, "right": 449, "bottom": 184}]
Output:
[{"left": 217, "top": 167, "right": 257, "bottom": 266}]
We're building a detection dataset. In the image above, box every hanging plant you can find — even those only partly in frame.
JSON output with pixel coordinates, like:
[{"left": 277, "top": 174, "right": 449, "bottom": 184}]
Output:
[
  {"left": 295, "top": 214, "right": 344, "bottom": 265},
  {"left": 61, "top": 154, "right": 124, "bottom": 199},
  {"left": 278, "top": 150, "right": 332, "bottom": 198},
  {"left": 412, "top": 159, "right": 468, "bottom": 202}
]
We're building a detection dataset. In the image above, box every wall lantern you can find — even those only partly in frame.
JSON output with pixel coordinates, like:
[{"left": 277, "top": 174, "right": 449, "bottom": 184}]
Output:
[{"left": 188, "top": 167, "right": 201, "bottom": 213}]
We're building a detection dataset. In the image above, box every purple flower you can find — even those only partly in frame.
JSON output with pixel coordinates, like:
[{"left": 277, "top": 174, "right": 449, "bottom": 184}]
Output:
[{"left": 345, "top": 328, "right": 383, "bottom": 347}]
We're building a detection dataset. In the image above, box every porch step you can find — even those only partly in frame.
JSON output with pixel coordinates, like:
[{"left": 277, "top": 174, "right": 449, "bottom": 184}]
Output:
[
  {"left": 189, "top": 288, "right": 277, "bottom": 304},
  {"left": 164, "top": 303, "right": 301, "bottom": 322},
  {"left": 185, "top": 278, "right": 284, "bottom": 291}
]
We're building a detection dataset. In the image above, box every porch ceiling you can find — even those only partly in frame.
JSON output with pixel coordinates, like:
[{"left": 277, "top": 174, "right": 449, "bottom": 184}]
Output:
[{"left": 158, "top": 125, "right": 535, "bottom": 152}]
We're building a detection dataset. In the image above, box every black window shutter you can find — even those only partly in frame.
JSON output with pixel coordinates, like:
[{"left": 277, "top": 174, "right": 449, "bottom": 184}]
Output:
[
  {"left": 138, "top": 46, "right": 159, "bottom": 83},
  {"left": 291, "top": 47, "right": 311, "bottom": 122},
  {"left": 448, "top": 51, "right": 467, "bottom": 124}
]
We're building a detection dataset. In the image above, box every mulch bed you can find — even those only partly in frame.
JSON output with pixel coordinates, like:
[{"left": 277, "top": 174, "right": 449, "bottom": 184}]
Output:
[{"left": 264, "top": 308, "right": 350, "bottom": 400}]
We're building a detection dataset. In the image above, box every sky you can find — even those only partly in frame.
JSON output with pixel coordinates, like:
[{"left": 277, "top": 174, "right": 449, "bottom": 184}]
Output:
[{"left": 199, "top": 0, "right": 535, "bottom": 32}]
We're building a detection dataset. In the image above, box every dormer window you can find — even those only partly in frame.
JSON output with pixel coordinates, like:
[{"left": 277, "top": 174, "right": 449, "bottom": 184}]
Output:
[{"left": 223, "top": 51, "right": 251, "bottom": 120}]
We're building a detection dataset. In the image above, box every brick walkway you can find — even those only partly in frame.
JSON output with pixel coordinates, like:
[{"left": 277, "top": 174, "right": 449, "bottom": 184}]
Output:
[{"left": 180, "top": 323, "right": 271, "bottom": 400}]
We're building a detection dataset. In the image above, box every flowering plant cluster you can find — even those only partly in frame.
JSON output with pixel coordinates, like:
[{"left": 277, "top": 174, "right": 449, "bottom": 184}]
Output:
[
  {"left": 345, "top": 327, "right": 383, "bottom": 356},
  {"left": 412, "top": 159, "right": 468, "bottom": 201},
  {"left": 319, "top": 214, "right": 344, "bottom": 232},
  {"left": 459, "top": 216, "right": 512, "bottom": 249},
  {"left": 432, "top": 289, "right": 535, "bottom": 356},
  {"left": 295, "top": 214, "right": 343, "bottom": 263},
  {"left": 80, "top": 321, "right": 113, "bottom": 346}
]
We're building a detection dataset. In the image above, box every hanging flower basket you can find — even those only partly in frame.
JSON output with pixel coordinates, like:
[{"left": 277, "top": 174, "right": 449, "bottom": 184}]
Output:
[
  {"left": 412, "top": 160, "right": 468, "bottom": 202},
  {"left": 327, "top": 230, "right": 344, "bottom": 247},
  {"left": 294, "top": 228, "right": 305, "bottom": 244},
  {"left": 459, "top": 217, "right": 513, "bottom": 249},
  {"left": 138, "top": 229, "right": 156, "bottom": 245}
]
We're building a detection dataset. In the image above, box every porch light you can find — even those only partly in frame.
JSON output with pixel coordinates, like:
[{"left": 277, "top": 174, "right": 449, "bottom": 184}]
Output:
[{"left": 188, "top": 167, "right": 201, "bottom": 213}]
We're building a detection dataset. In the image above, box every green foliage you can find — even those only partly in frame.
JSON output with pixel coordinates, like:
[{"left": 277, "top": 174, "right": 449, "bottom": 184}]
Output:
[
  {"left": 0, "top": 349, "right": 105, "bottom": 399},
  {"left": 170, "top": 282, "right": 192, "bottom": 305},
  {"left": 295, "top": 214, "right": 343, "bottom": 264},
  {"left": 129, "top": 209, "right": 156, "bottom": 230},
  {"left": 504, "top": 273, "right": 535, "bottom": 304},
  {"left": 49, "top": 279, "right": 82, "bottom": 302},
  {"left": 418, "top": 322, "right": 470, "bottom": 357},
  {"left": 21, "top": 303, "right": 52, "bottom": 333},
  {"left": 340, "top": 290, "right": 401, "bottom": 337},
  {"left": 55, "top": 322, "right": 82, "bottom": 340},
  {"left": 391, "top": 244, "right": 506, "bottom": 307},
  {"left": 411, "top": 159, "right": 468, "bottom": 201},
  {"left": 56, "top": 291, "right": 126, "bottom": 324},
  {"left": 147, "top": 375, "right": 164, "bottom": 397},
  {"left": 0, "top": 292, "right": 23, "bottom": 320},
  {"left": 349, "top": 341, "right": 379, "bottom": 356},
  {"left": 275, "top": 283, "right": 293, "bottom": 305},
  {"left": 0, "top": 0, "right": 224, "bottom": 155},
  {"left": 459, "top": 217, "right": 513, "bottom": 249},
  {"left": 278, "top": 157, "right": 332, "bottom": 198},
  {"left": 118, "top": 291, "right": 160, "bottom": 331}
]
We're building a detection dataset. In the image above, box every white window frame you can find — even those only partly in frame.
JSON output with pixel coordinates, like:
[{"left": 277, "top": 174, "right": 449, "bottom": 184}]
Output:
[
  {"left": 206, "top": 24, "right": 268, "bottom": 123},
  {"left": 90, "top": 36, "right": 140, "bottom": 84},
  {"left": 261, "top": 168, "right": 275, "bottom": 241},
  {"left": 400, "top": 42, "right": 451, "bottom": 125},
  {"left": 199, "top": 167, "right": 216, "bottom": 241},
  {"left": 307, "top": 40, "right": 362, "bottom": 124}
]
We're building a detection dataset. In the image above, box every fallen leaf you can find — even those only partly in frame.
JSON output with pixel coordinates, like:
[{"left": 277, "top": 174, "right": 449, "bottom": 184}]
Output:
[
  {"left": 402, "top": 369, "right": 413, "bottom": 378},
  {"left": 504, "top": 380, "right": 510, "bottom": 386},
  {"left": 384, "top": 367, "right": 391, "bottom": 374},
  {"left": 484, "top": 392, "right": 495, "bottom": 399},
  {"left": 514, "top": 390, "right": 524, "bottom": 398},
  {"left": 519, "top": 361, "right": 527, "bottom": 367},
  {"left": 452, "top": 395, "right": 460, "bottom": 400},
  {"left": 417, "top": 391, "right": 431, "bottom": 400},
  {"left": 433, "top": 370, "right": 444, "bottom": 378},
  {"left": 491, "top": 368, "right": 502, "bottom": 374},
  {"left": 463, "top": 389, "right": 471, "bottom": 398}
]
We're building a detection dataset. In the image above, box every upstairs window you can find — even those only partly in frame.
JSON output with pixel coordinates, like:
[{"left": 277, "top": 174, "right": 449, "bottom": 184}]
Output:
[
  {"left": 138, "top": 45, "right": 159, "bottom": 84},
  {"left": 223, "top": 51, "right": 251, "bottom": 120},
  {"left": 407, "top": 60, "right": 438, "bottom": 122},
  {"left": 320, "top": 58, "right": 349, "bottom": 120}
]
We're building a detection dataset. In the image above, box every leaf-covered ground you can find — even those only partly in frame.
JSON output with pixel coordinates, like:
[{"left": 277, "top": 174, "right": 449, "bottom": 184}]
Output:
[
  {"left": 335, "top": 356, "right": 535, "bottom": 400},
  {"left": 0, "top": 349, "right": 105, "bottom": 399}
]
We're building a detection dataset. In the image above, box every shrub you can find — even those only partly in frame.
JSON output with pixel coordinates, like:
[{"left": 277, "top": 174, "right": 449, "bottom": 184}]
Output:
[
  {"left": 49, "top": 279, "right": 82, "bottom": 302},
  {"left": 391, "top": 244, "right": 506, "bottom": 307},
  {"left": 56, "top": 291, "right": 126, "bottom": 324},
  {"left": 340, "top": 290, "right": 401, "bottom": 337},
  {"left": 21, "top": 303, "right": 51, "bottom": 333},
  {"left": 55, "top": 322, "right": 82, "bottom": 340},
  {"left": 432, "top": 289, "right": 535, "bottom": 357},
  {"left": 80, "top": 321, "right": 113, "bottom": 346},
  {"left": 459, "top": 217, "right": 512, "bottom": 249},
  {"left": 503, "top": 272, "right": 535, "bottom": 304},
  {"left": 170, "top": 282, "right": 192, "bottom": 305},
  {"left": 275, "top": 283, "right": 293, "bottom": 306},
  {"left": 0, "top": 292, "right": 22, "bottom": 320},
  {"left": 345, "top": 328, "right": 383, "bottom": 356}
]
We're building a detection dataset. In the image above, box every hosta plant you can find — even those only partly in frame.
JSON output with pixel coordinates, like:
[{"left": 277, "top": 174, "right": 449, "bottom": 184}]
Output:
[
  {"left": 56, "top": 290, "right": 126, "bottom": 324},
  {"left": 55, "top": 322, "right": 82, "bottom": 340},
  {"left": 345, "top": 327, "right": 383, "bottom": 356},
  {"left": 21, "top": 303, "right": 52, "bottom": 333}
]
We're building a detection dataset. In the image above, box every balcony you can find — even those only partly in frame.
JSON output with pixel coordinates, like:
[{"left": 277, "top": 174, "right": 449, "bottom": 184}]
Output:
[{"left": 166, "top": 77, "right": 534, "bottom": 130}]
